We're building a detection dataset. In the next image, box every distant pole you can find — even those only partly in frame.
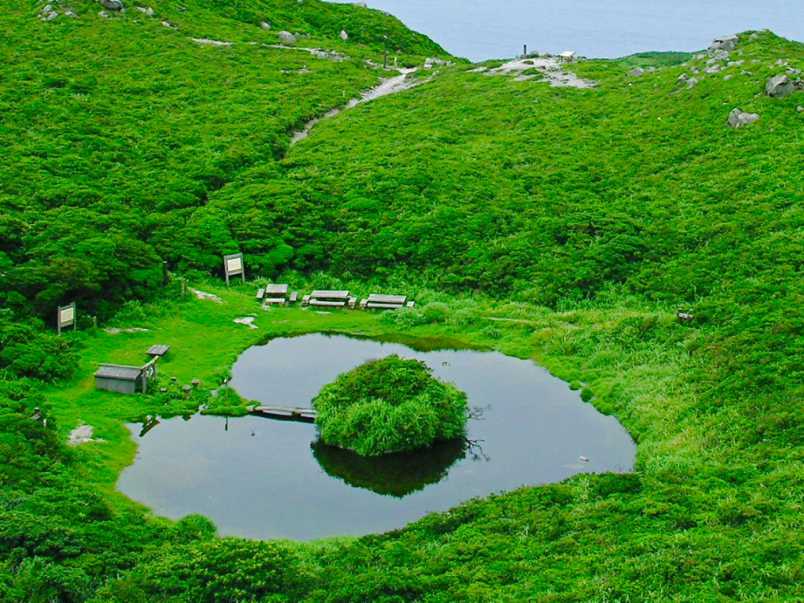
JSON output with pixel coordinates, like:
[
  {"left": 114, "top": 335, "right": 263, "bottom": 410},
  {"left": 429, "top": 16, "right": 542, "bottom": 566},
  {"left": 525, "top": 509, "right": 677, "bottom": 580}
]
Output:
[
  {"left": 383, "top": 35, "right": 388, "bottom": 69},
  {"left": 524, "top": 44, "right": 527, "bottom": 57}
]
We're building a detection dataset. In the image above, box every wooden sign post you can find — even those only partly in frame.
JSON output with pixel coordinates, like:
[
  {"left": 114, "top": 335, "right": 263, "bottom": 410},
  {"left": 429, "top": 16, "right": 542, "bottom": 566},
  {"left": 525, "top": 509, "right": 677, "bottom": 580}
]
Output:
[
  {"left": 223, "top": 253, "right": 245, "bottom": 285},
  {"left": 57, "top": 302, "right": 76, "bottom": 335}
]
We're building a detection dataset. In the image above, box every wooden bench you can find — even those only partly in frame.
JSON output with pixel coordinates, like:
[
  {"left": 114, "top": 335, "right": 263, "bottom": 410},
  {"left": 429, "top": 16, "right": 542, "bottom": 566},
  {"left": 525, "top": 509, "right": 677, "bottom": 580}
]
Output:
[
  {"left": 305, "top": 290, "right": 351, "bottom": 308},
  {"left": 147, "top": 344, "right": 170, "bottom": 358},
  {"left": 264, "top": 283, "right": 290, "bottom": 305},
  {"left": 309, "top": 300, "right": 348, "bottom": 307},
  {"left": 361, "top": 294, "right": 409, "bottom": 310}
]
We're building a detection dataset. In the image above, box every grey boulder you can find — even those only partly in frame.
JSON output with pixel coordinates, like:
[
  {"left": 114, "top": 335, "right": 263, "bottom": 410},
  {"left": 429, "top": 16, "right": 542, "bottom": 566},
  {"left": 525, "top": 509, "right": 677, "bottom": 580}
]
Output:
[
  {"left": 765, "top": 74, "right": 795, "bottom": 98},
  {"left": 710, "top": 34, "right": 738, "bottom": 52},
  {"left": 278, "top": 31, "right": 297, "bottom": 45},
  {"left": 727, "top": 108, "right": 759, "bottom": 128},
  {"left": 99, "top": 0, "right": 124, "bottom": 10}
]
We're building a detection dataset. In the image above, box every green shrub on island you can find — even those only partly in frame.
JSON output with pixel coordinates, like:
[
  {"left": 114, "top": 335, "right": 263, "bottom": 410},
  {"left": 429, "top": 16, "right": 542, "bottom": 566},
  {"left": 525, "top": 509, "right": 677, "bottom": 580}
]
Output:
[{"left": 313, "top": 355, "right": 468, "bottom": 456}]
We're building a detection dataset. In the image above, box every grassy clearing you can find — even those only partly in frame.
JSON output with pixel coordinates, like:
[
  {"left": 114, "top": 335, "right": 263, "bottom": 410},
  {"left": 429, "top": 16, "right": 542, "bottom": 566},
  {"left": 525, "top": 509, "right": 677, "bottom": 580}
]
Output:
[{"left": 0, "top": 1, "right": 801, "bottom": 598}]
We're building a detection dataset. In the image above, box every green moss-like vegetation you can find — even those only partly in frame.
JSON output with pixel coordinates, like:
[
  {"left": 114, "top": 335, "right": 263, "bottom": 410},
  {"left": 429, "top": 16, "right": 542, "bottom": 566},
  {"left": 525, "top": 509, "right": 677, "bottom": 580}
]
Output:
[
  {"left": 313, "top": 355, "right": 468, "bottom": 456},
  {"left": 0, "top": 0, "right": 801, "bottom": 598}
]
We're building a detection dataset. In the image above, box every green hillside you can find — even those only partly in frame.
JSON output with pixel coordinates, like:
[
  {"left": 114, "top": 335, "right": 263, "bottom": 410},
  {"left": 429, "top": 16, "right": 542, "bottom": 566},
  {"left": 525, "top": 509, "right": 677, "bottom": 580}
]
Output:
[
  {"left": 0, "top": 1, "right": 802, "bottom": 600},
  {"left": 0, "top": 0, "right": 445, "bottom": 318}
]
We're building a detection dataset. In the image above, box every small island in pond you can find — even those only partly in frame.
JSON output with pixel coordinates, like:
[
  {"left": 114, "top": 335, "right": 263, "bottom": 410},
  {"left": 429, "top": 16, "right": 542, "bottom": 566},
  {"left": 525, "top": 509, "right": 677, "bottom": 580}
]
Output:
[{"left": 313, "top": 355, "right": 468, "bottom": 456}]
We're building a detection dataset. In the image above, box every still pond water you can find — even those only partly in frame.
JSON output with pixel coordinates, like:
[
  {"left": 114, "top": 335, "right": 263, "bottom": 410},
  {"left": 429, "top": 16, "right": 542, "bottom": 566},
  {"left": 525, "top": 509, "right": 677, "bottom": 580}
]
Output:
[
  {"left": 331, "top": 0, "right": 803, "bottom": 61},
  {"left": 119, "top": 334, "right": 635, "bottom": 540}
]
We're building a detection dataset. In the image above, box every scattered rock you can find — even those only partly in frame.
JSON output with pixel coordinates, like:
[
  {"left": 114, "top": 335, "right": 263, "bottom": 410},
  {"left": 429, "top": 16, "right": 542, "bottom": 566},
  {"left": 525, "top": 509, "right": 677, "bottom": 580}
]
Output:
[
  {"left": 486, "top": 55, "right": 595, "bottom": 88},
  {"left": 629, "top": 67, "right": 645, "bottom": 77},
  {"left": 788, "top": 68, "right": 802, "bottom": 76},
  {"left": 161, "top": 20, "right": 176, "bottom": 29},
  {"left": 708, "top": 49, "right": 729, "bottom": 62},
  {"left": 278, "top": 31, "right": 297, "bottom": 45},
  {"left": 765, "top": 74, "right": 795, "bottom": 98},
  {"left": 686, "top": 77, "right": 699, "bottom": 89},
  {"left": 234, "top": 316, "right": 258, "bottom": 329},
  {"left": 728, "top": 108, "right": 760, "bottom": 128},
  {"left": 798, "top": 105, "right": 804, "bottom": 113},
  {"left": 98, "top": 10, "right": 110, "bottom": 18},
  {"left": 68, "top": 425, "right": 95, "bottom": 446},
  {"left": 559, "top": 50, "right": 576, "bottom": 62},
  {"left": 260, "top": 21, "right": 271, "bottom": 30},
  {"left": 677, "top": 311, "right": 695, "bottom": 322},
  {"left": 424, "top": 56, "right": 451, "bottom": 69},
  {"left": 724, "top": 74, "right": 733, "bottom": 81},
  {"left": 191, "top": 37, "right": 233, "bottom": 48},
  {"left": 99, "top": 0, "right": 124, "bottom": 10},
  {"left": 190, "top": 289, "right": 223, "bottom": 303},
  {"left": 705, "top": 65, "right": 721, "bottom": 74},
  {"left": 727, "top": 60, "right": 744, "bottom": 67},
  {"left": 339, "top": 29, "right": 348, "bottom": 41},
  {"left": 135, "top": 5, "right": 154, "bottom": 16},
  {"left": 709, "top": 34, "right": 738, "bottom": 52},
  {"left": 40, "top": 4, "right": 59, "bottom": 21}
]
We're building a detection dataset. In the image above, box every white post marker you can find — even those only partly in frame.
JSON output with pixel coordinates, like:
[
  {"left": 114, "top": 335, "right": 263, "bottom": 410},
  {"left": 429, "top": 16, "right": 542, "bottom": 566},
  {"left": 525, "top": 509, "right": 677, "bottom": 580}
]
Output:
[
  {"left": 223, "top": 253, "right": 245, "bottom": 285},
  {"left": 57, "top": 302, "right": 76, "bottom": 335}
]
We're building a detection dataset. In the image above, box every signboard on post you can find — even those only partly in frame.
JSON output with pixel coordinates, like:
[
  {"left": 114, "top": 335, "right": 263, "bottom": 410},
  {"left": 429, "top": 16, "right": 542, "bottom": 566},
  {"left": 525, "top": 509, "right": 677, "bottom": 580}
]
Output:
[
  {"left": 57, "top": 302, "right": 76, "bottom": 335},
  {"left": 223, "top": 253, "right": 245, "bottom": 285}
]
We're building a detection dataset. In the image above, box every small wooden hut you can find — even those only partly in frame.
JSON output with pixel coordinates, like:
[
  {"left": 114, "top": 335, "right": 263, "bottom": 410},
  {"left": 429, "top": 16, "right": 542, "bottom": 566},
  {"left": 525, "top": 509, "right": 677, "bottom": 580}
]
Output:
[{"left": 95, "top": 358, "right": 158, "bottom": 394}]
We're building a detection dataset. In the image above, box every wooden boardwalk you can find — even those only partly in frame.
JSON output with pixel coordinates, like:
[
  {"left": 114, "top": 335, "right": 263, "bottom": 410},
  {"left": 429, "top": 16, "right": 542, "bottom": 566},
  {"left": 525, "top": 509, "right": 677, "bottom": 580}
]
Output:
[{"left": 249, "top": 406, "right": 317, "bottom": 423}]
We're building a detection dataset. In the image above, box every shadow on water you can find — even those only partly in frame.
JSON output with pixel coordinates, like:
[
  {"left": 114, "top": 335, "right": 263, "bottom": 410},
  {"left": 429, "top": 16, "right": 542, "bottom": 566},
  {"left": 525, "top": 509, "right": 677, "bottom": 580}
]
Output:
[{"left": 311, "top": 438, "right": 468, "bottom": 498}]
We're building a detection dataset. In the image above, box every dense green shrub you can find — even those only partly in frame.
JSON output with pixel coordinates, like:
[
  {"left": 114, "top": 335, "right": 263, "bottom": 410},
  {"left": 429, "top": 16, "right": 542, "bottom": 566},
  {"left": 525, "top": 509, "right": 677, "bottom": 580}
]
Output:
[
  {"left": 313, "top": 355, "right": 468, "bottom": 456},
  {"left": 0, "top": 311, "right": 77, "bottom": 382}
]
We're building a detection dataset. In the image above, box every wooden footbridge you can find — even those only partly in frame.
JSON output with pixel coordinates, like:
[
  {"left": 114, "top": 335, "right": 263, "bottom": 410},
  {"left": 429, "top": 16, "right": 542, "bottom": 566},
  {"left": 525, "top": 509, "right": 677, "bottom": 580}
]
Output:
[{"left": 249, "top": 406, "right": 317, "bottom": 423}]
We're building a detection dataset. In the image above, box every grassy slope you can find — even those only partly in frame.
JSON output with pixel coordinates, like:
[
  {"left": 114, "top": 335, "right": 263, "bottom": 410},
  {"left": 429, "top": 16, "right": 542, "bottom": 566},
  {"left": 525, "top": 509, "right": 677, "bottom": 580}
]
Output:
[
  {"left": 0, "top": 0, "right": 444, "bottom": 318},
  {"left": 0, "top": 2, "right": 802, "bottom": 600}
]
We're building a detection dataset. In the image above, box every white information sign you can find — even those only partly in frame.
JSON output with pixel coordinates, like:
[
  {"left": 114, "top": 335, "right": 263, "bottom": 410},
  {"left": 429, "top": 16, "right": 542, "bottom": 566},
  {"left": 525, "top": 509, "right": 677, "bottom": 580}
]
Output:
[
  {"left": 57, "top": 303, "right": 76, "bottom": 334},
  {"left": 223, "top": 253, "right": 245, "bottom": 285}
]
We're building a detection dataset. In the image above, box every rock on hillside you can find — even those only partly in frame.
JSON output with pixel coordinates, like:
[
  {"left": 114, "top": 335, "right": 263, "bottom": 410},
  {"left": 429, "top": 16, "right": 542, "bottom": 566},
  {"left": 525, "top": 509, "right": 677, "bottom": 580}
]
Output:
[
  {"left": 278, "top": 30, "right": 297, "bottom": 45},
  {"left": 99, "top": 0, "right": 124, "bottom": 10},
  {"left": 728, "top": 108, "right": 760, "bottom": 128},
  {"left": 710, "top": 34, "right": 739, "bottom": 52},
  {"left": 765, "top": 74, "right": 795, "bottom": 98}
]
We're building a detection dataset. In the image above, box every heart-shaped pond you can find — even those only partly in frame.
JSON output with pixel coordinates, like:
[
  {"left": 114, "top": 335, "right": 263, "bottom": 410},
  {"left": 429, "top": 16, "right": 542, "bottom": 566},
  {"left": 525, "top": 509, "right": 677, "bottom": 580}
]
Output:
[{"left": 118, "top": 334, "right": 635, "bottom": 540}]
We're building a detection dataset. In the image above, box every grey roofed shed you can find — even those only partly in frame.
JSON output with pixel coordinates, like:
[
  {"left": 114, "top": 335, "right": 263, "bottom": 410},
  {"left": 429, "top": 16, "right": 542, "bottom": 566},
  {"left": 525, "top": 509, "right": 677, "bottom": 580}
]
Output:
[{"left": 95, "top": 361, "right": 156, "bottom": 394}]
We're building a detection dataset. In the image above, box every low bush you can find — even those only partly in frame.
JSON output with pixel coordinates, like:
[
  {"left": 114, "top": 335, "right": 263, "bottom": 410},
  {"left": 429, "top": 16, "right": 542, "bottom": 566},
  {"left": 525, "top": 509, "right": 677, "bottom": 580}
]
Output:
[{"left": 313, "top": 355, "right": 467, "bottom": 456}]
